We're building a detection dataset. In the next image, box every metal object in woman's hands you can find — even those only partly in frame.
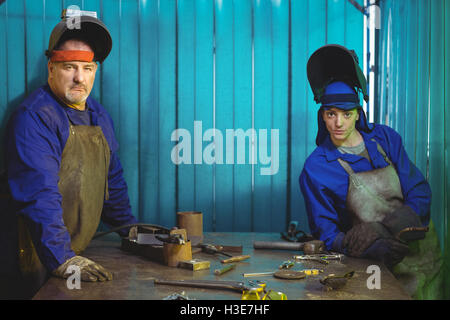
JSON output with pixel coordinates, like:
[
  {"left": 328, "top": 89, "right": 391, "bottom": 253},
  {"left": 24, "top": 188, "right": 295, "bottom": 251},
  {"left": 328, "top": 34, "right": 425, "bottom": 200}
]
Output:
[
  {"left": 293, "top": 253, "right": 344, "bottom": 264},
  {"left": 253, "top": 240, "right": 325, "bottom": 254}
]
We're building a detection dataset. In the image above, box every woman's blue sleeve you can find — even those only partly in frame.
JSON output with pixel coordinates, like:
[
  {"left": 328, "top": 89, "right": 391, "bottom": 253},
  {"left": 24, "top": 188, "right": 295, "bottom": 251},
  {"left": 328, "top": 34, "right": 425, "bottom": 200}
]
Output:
[{"left": 299, "top": 163, "right": 344, "bottom": 251}]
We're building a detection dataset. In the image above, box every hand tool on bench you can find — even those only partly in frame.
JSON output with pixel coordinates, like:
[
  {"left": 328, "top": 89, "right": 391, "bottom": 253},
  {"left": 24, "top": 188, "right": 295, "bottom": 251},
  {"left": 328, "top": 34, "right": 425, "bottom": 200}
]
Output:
[
  {"left": 214, "top": 264, "right": 236, "bottom": 276},
  {"left": 221, "top": 255, "right": 251, "bottom": 264},
  {"left": 154, "top": 278, "right": 286, "bottom": 300},
  {"left": 280, "top": 221, "right": 315, "bottom": 243},
  {"left": 320, "top": 271, "right": 355, "bottom": 290},
  {"left": 279, "top": 260, "right": 294, "bottom": 269},
  {"left": 243, "top": 269, "right": 323, "bottom": 278},
  {"left": 253, "top": 239, "right": 325, "bottom": 255},
  {"left": 154, "top": 278, "right": 254, "bottom": 293},
  {"left": 197, "top": 243, "right": 233, "bottom": 257}
]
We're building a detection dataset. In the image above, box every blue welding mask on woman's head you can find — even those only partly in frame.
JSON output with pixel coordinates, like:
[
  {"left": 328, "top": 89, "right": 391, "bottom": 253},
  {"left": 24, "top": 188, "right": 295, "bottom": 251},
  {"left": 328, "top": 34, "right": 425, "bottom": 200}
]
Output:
[{"left": 315, "top": 81, "right": 373, "bottom": 146}]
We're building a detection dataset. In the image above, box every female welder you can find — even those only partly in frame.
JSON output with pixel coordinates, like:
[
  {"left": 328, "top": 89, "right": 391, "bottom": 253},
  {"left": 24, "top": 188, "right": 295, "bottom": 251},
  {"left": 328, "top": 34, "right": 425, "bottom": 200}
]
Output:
[{"left": 299, "top": 45, "right": 442, "bottom": 299}]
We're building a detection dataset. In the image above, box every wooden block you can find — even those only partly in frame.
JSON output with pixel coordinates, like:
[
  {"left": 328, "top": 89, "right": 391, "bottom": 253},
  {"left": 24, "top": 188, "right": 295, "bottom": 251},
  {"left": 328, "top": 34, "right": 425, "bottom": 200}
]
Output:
[
  {"left": 178, "top": 259, "right": 210, "bottom": 271},
  {"left": 163, "top": 241, "right": 192, "bottom": 267}
]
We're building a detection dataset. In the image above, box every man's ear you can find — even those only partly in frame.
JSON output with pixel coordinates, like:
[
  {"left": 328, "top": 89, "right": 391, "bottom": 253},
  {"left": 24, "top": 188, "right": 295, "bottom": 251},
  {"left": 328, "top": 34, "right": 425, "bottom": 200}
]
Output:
[{"left": 47, "top": 61, "right": 54, "bottom": 78}]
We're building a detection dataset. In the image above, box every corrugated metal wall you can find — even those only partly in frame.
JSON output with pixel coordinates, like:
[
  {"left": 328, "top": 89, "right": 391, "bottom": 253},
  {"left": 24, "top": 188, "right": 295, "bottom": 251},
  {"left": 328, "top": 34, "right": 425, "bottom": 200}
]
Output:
[
  {"left": 0, "top": 0, "right": 364, "bottom": 232},
  {"left": 376, "top": 0, "right": 450, "bottom": 298}
]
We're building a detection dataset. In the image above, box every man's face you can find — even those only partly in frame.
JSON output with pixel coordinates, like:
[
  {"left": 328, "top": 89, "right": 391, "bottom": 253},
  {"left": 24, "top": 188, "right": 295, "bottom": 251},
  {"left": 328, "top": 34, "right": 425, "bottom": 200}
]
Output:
[
  {"left": 48, "top": 39, "right": 97, "bottom": 110},
  {"left": 322, "top": 107, "right": 360, "bottom": 145}
]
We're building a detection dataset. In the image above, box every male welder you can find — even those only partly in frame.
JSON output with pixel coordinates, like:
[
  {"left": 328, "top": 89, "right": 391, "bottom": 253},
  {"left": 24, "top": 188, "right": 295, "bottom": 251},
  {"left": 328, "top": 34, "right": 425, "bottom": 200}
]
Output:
[{"left": 0, "top": 11, "right": 137, "bottom": 299}]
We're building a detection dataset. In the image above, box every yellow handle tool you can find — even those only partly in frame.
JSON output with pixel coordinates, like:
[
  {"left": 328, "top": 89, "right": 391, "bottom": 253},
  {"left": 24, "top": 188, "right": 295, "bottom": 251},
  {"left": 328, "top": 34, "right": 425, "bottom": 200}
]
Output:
[
  {"left": 214, "top": 264, "right": 236, "bottom": 276},
  {"left": 221, "top": 255, "right": 251, "bottom": 264}
]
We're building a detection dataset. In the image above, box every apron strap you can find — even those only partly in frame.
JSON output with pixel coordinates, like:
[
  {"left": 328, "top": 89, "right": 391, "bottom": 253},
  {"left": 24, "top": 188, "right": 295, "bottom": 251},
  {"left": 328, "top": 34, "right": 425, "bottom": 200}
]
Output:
[
  {"left": 337, "top": 158, "right": 355, "bottom": 175},
  {"left": 371, "top": 139, "right": 394, "bottom": 166}
]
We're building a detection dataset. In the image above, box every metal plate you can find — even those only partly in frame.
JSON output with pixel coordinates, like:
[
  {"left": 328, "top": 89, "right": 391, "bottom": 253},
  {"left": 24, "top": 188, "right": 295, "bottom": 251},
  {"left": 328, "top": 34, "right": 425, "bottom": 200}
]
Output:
[{"left": 273, "top": 270, "right": 306, "bottom": 280}]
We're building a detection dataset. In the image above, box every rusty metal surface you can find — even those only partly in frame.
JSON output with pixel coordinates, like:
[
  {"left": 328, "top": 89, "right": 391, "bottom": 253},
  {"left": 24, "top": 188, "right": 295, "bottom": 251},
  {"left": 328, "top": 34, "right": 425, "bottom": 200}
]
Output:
[{"left": 33, "top": 233, "right": 411, "bottom": 300}]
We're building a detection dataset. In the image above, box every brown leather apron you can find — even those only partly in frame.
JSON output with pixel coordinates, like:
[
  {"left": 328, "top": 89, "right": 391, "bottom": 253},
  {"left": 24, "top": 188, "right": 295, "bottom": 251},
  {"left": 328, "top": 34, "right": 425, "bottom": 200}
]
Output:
[
  {"left": 17, "top": 123, "right": 110, "bottom": 297},
  {"left": 338, "top": 139, "right": 443, "bottom": 299},
  {"left": 337, "top": 140, "right": 404, "bottom": 224}
]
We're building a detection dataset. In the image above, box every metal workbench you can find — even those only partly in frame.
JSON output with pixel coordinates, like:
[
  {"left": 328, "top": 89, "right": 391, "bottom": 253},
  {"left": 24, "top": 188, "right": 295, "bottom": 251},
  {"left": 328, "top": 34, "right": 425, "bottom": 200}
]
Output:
[{"left": 33, "top": 232, "right": 411, "bottom": 300}]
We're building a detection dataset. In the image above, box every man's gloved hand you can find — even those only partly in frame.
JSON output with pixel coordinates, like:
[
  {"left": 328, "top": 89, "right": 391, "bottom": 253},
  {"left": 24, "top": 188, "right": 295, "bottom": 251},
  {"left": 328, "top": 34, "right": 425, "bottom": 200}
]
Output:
[
  {"left": 128, "top": 226, "right": 138, "bottom": 241},
  {"left": 52, "top": 256, "right": 113, "bottom": 282},
  {"left": 342, "top": 222, "right": 409, "bottom": 268},
  {"left": 381, "top": 205, "right": 426, "bottom": 242}
]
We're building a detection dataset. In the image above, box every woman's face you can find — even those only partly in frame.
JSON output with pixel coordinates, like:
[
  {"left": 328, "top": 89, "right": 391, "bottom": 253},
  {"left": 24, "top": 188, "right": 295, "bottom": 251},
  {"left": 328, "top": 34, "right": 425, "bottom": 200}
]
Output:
[{"left": 322, "top": 107, "right": 360, "bottom": 146}]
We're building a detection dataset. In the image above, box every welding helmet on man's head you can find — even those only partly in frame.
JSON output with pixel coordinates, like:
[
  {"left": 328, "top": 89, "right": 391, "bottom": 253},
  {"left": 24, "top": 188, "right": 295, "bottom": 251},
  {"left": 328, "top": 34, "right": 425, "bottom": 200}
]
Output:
[
  {"left": 45, "top": 9, "right": 112, "bottom": 63},
  {"left": 306, "top": 44, "right": 373, "bottom": 146}
]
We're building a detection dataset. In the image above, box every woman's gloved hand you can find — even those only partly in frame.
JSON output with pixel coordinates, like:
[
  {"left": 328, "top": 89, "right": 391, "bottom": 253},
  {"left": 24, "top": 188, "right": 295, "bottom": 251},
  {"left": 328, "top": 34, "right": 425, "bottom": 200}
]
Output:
[
  {"left": 342, "top": 222, "right": 409, "bottom": 268},
  {"left": 342, "top": 222, "right": 392, "bottom": 257},
  {"left": 381, "top": 205, "right": 426, "bottom": 242},
  {"left": 52, "top": 255, "right": 113, "bottom": 282},
  {"left": 362, "top": 238, "right": 410, "bottom": 269}
]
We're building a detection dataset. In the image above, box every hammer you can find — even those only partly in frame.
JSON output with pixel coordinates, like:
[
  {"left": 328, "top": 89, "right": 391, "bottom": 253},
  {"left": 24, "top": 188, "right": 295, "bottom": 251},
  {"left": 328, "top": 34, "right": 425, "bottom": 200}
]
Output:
[{"left": 253, "top": 240, "right": 325, "bottom": 255}]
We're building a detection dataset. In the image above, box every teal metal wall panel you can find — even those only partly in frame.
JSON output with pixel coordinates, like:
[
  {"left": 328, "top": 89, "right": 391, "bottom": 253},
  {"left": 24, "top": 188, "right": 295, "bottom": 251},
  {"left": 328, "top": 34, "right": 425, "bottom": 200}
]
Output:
[
  {"left": 232, "top": 0, "right": 253, "bottom": 231},
  {"left": 194, "top": 0, "right": 214, "bottom": 231},
  {"left": 377, "top": 0, "right": 450, "bottom": 298},
  {"left": 445, "top": 0, "right": 450, "bottom": 299},
  {"left": 0, "top": 0, "right": 364, "bottom": 233},
  {"left": 157, "top": 0, "right": 177, "bottom": 227},
  {"left": 0, "top": 2, "right": 8, "bottom": 171},
  {"left": 430, "top": 0, "right": 445, "bottom": 249},
  {"left": 403, "top": 0, "right": 418, "bottom": 159},
  {"left": 327, "top": 0, "right": 346, "bottom": 44},
  {"left": 253, "top": 0, "right": 273, "bottom": 232},
  {"left": 177, "top": 0, "right": 195, "bottom": 215},
  {"left": 271, "top": 0, "right": 289, "bottom": 232},
  {"left": 414, "top": 0, "right": 430, "bottom": 177},
  {"left": 139, "top": 0, "right": 159, "bottom": 224},
  {"left": 120, "top": 0, "right": 140, "bottom": 221},
  {"left": 214, "top": 0, "right": 234, "bottom": 231},
  {"left": 289, "top": 0, "right": 309, "bottom": 230}
]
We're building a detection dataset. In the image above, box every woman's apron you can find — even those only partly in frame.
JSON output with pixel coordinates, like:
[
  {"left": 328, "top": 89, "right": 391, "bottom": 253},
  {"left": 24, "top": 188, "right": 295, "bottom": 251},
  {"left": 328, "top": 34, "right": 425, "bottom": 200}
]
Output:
[
  {"left": 16, "top": 122, "right": 110, "bottom": 298},
  {"left": 337, "top": 140, "right": 443, "bottom": 299}
]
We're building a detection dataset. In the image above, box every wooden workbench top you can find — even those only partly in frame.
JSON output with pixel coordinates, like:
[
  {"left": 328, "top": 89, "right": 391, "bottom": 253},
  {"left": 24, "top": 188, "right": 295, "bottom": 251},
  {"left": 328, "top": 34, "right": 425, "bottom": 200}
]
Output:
[{"left": 33, "top": 232, "right": 411, "bottom": 300}]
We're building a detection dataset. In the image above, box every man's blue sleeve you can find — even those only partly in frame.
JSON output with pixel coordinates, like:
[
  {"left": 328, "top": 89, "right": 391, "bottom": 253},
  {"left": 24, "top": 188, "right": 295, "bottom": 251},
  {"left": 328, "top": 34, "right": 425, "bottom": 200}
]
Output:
[
  {"left": 6, "top": 108, "right": 75, "bottom": 272},
  {"left": 380, "top": 126, "right": 432, "bottom": 225}
]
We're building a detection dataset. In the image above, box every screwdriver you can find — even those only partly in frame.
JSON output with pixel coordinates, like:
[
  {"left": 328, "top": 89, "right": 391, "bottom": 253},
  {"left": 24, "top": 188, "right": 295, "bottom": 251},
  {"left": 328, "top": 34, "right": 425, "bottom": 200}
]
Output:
[{"left": 199, "top": 244, "right": 233, "bottom": 257}]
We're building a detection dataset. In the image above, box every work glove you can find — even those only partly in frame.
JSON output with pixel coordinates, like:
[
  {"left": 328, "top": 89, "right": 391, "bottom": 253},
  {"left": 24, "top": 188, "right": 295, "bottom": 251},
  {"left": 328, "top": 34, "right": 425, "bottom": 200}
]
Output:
[
  {"left": 128, "top": 226, "right": 138, "bottom": 241},
  {"left": 342, "top": 222, "right": 392, "bottom": 257},
  {"left": 363, "top": 238, "right": 410, "bottom": 269},
  {"left": 381, "top": 205, "right": 427, "bottom": 242},
  {"left": 342, "top": 222, "right": 409, "bottom": 268},
  {"left": 52, "top": 256, "right": 113, "bottom": 282}
]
